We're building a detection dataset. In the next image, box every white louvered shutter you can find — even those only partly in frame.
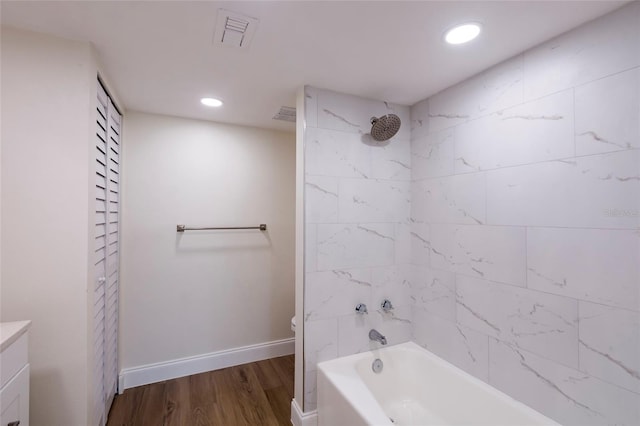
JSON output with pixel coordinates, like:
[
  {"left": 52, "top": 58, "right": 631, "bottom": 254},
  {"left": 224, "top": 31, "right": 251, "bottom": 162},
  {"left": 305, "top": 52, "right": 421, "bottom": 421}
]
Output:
[{"left": 94, "top": 80, "right": 121, "bottom": 426}]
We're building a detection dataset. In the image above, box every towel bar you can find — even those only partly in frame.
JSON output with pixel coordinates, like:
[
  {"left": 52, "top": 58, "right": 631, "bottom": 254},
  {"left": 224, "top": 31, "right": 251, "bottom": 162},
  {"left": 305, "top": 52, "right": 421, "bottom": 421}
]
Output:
[{"left": 176, "top": 224, "right": 267, "bottom": 232}]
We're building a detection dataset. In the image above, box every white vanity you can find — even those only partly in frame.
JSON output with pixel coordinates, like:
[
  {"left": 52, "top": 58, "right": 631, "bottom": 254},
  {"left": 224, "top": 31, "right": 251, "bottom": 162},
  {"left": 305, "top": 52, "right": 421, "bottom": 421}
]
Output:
[{"left": 0, "top": 321, "right": 31, "bottom": 426}]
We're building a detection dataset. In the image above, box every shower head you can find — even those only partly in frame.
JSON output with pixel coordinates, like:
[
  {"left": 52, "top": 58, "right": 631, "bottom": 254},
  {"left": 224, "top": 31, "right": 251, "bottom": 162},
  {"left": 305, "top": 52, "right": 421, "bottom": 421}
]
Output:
[{"left": 370, "top": 114, "right": 401, "bottom": 141}]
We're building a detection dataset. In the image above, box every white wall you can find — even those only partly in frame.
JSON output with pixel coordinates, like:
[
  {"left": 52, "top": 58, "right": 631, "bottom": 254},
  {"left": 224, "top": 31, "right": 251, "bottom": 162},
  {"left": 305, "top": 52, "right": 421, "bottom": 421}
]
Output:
[
  {"left": 119, "top": 112, "right": 295, "bottom": 374},
  {"left": 301, "top": 88, "right": 412, "bottom": 411},
  {"left": 0, "top": 27, "right": 97, "bottom": 425},
  {"left": 410, "top": 3, "right": 639, "bottom": 425}
]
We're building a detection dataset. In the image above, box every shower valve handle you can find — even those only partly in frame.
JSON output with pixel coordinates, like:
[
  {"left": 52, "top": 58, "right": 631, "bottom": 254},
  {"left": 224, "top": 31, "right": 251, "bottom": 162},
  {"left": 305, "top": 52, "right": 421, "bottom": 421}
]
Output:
[
  {"left": 381, "top": 299, "right": 394, "bottom": 312},
  {"left": 355, "top": 303, "right": 368, "bottom": 314}
]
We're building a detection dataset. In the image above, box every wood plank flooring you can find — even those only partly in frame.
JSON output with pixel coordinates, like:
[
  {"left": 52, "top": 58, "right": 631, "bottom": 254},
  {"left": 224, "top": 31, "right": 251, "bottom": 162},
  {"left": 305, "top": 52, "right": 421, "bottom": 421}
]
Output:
[{"left": 107, "top": 355, "right": 294, "bottom": 426}]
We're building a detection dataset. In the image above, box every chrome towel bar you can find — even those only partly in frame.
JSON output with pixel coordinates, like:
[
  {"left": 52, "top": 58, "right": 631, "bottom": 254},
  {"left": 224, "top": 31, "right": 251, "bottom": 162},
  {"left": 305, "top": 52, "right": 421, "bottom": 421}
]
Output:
[{"left": 177, "top": 224, "right": 267, "bottom": 232}]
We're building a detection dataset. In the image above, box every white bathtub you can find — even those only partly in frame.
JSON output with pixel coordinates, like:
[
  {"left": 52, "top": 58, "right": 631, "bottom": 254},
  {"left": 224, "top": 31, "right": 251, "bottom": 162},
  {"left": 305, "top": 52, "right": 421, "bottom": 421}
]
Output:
[{"left": 317, "top": 341, "right": 558, "bottom": 426}]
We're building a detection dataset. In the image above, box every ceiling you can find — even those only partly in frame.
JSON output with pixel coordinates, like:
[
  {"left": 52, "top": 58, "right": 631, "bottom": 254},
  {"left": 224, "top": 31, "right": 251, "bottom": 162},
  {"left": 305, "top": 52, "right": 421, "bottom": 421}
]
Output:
[{"left": 1, "top": 1, "right": 628, "bottom": 132}]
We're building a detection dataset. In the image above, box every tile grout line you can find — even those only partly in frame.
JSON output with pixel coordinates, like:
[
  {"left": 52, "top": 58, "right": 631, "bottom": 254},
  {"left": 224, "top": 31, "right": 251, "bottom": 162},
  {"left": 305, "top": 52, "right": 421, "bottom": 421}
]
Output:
[
  {"left": 524, "top": 227, "right": 528, "bottom": 289},
  {"left": 404, "top": 146, "right": 640, "bottom": 182},
  {"left": 572, "top": 87, "right": 577, "bottom": 158},
  {"left": 577, "top": 301, "right": 581, "bottom": 373}
]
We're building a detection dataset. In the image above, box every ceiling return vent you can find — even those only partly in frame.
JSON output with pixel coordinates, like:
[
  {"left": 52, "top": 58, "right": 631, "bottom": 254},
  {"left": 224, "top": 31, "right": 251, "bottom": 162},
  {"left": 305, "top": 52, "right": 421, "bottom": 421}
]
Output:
[
  {"left": 214, "top": 9, "right": 259, "bottom": 49},
  {"left": 273, "top": 106, "right": 296, "bottom": 123}
]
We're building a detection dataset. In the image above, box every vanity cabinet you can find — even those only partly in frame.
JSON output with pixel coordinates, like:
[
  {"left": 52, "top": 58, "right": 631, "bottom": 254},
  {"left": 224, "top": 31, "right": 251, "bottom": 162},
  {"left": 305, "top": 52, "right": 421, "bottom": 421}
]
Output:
[{"left": 0, "top": 321, "right": 31, "bottom": 426}]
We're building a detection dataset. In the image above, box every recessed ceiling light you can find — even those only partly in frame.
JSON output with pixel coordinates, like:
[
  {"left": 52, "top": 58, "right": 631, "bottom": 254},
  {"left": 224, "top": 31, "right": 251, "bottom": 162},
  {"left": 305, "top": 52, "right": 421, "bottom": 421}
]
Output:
[
  {"left": 444, "top": 23, "right": 481, "bottom": 45},
  {"left": 201, "top": 97, "right": 223, "bottom": 107}
]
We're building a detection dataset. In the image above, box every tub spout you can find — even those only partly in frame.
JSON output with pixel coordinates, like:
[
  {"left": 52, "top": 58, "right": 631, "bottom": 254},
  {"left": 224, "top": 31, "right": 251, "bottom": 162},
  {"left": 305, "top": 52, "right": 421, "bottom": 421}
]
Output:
[{"left": 369, "top": 329, "right": 387, "bottom": 345}]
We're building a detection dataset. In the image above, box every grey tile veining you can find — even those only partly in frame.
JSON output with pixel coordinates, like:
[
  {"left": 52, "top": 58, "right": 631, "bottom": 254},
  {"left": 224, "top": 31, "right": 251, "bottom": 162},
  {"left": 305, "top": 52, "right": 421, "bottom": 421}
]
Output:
[
  {"left": 305, "top": 269, "right": 373, "bottom": 321},
  {"left": 413, "top": 308, "right": 489, "bottom": 381},
  {"left": 338, "top": 178, "right": 410, "bottom": 223},
  {"left": 316, "top": 223, "right": 395, "bottom": 270},
  {"left": 316, "top": 88, "right": 410, "bottom": 140},
  {"left": 410, "top": 99, "right": 430, "bottom": 140},
  {"left": 575, "top": 67, "right": 640, "bottom": 156},
  {"left": 337, "top": 313, "right": 373, "bottom": 356},
  {"left": 304, "top": 370, "right": 318, "bottom": 412},
  {"left": 371, "top": 264, "right": 413, "bottom": 309},
  {"left": 304, "top": 318, "right": 338, "bottom": 368},
  {"left": 579, "top": 302, "right": 640, "bottom": 394},
  {"left": 527, "top": 227, "right": 640, "bottom": 311},
  {"left": 410, "top": 265, "right": 456, "bottom": 321},
  {"left": 411, "top": 128, "right": 455, "bottom": 180},
  {"left": 455, "top": 90, "right": 575, "bottom": 173},
  {"left": 305, "top": 176, "right": 338, "bottom": 223},
  {"left": 305, "top": 126, "right": 371, "bottom": 178},
  {"left": 489, "top": 339, "right": 640, "bottom": 426},
  {"left": 411, "top": 173, "right": 486, "bottom": 225},
  {"left": 429, "top": 225, "right": 526, "bottom": 287},
  {"left": 394, "top": 222, "right": 413, "bottom": 265},
  {"left": 427, "top": 54, "right": 524, "bottom": 133},
  {"left": 523, "top": 2, "right": 640, "bottom": 101},
  {"left": 305, "top": 224, "right": 317, "bottom": 273},
  {"left": 457, "top": 274, "right": 579, "bottom": 367},
  {"left": 304, "top": 86, "right": 319, "bottom": 128},
  {"left": 370, "top": 137, "right": 411, "bottom": 181},
  {"left": 486, "top": 150, "right": 640, "bottom": 229},
  {"left": 409, "top": 221, "right": 430, "bottom": 266}
]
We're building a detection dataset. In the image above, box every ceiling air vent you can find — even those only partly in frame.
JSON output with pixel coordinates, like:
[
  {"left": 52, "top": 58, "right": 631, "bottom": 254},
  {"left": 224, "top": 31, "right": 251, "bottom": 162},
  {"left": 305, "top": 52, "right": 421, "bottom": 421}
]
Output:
[
  {"left": 214, "top": 9, "right": 259, "bottom": 49},
  {"left": 273, "top": 106, "right": 296, "bottom": 123}
]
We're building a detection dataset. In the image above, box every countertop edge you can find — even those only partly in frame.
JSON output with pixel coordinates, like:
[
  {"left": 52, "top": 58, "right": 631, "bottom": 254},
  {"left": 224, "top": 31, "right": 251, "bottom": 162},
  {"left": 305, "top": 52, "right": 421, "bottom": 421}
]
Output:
[{"left": 0, "top": 320, "right": 32, "bottom": 352}]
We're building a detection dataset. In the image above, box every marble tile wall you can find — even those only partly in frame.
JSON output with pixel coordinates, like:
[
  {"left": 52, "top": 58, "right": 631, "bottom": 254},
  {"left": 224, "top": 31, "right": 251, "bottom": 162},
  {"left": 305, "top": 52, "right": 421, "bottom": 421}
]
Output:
[
  {"left": 303, "top": 87, "right": 412, "bottom": 411},
  {"left": 409, "top": 3, "right": 639, "bottom": 425}
]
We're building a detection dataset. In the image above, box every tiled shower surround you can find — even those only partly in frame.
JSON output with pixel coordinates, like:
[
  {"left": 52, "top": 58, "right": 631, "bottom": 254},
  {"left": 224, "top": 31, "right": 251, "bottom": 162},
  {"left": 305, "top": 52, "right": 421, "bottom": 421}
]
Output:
[
  {"left": 303, "top": 88, "right": 413, "bottom": 410},
  {"left": 303, "top": 3, "right": 639, "bottom": 424}
]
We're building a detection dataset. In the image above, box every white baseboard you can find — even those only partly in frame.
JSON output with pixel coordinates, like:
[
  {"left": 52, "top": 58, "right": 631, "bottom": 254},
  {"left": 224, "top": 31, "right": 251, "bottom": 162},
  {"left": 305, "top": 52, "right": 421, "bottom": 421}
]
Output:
[
  {"left": 119, "top": 337, "right": 294, "bottom": 392},
  {"left": 291, "top": 398, "right": 318, "bottom": 426}
]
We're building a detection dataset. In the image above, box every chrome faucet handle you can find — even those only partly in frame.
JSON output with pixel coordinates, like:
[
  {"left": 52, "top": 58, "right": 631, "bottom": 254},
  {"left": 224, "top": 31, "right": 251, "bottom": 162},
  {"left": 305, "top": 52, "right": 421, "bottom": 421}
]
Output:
[
  {"left": 355, "top": 303, "right": 368, "bottom": 314},
  {"left": 381, "top": 299, "right": 394, "bottom": 312}
]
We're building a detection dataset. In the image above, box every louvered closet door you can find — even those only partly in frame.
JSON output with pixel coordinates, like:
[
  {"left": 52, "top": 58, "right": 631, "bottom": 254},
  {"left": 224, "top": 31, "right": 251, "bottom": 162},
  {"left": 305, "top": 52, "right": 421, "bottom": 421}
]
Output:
[
  {"left": 94, "top": 82, "right": 108, "bottom": 426},
  {"left": 104, "top": 95, "right": 121, "bottom": 409},
  {"left": 94, "top": 80, "right": 121, "bottom": 426}
]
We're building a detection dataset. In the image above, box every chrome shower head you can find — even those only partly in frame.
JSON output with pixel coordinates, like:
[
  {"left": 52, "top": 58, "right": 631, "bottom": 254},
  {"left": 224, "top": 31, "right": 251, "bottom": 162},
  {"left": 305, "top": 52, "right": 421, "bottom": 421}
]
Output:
[{"left": 370, "top": 114, "right": 401, "bottom": 141}]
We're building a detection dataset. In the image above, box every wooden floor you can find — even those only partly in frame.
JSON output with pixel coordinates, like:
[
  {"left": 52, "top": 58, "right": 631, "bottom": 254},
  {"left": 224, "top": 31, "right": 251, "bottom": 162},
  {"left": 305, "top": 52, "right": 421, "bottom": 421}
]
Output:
[{"left": 107, "top": 355, "right": 294, "bottom": 426}]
